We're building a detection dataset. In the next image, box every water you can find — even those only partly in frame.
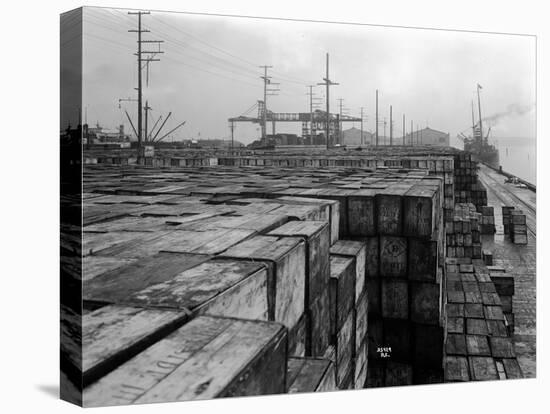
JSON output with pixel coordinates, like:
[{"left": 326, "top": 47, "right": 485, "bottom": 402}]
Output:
[{"left": 495, "top": 137, "right": 536, "bottom": 185}]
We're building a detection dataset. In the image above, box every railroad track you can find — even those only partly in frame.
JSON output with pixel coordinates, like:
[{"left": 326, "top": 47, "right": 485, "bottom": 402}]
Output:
[{"left": 478, "top": 168, "right": 536, "bottom": 238}]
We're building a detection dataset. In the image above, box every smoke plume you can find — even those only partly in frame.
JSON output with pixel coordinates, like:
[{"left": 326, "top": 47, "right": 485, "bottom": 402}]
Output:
[{"left": 482, "top": 103, "right": 534, "bottom": 126}]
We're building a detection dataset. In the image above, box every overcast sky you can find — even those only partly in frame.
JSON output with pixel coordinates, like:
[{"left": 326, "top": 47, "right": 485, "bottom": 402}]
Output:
[{"left": 79, "top": 7, "right": 536, "bottom": 146}]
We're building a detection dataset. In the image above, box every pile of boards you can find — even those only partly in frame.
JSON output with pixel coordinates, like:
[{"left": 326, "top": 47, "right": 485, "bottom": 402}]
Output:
[{"left": 443, "top": 258, "right": 522, "bottom": 381}]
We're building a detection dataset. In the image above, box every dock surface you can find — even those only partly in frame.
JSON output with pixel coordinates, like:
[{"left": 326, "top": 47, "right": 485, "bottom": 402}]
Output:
[{"left": 478, "top": 164, "right": 536, "bottom": 377}]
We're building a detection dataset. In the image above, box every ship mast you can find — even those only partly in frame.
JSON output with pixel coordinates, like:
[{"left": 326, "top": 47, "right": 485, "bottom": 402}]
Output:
[
  {"left": 477, "top": 84, "right": 484, "bottom": 144},
  {"left": 471, "top": 100, "right": 476, "bottom": 141}
]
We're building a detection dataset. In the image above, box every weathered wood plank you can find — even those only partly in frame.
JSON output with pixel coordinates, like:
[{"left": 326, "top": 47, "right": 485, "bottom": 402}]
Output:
[
  {"left": 126, "top": 259, "right": 269, "bottom": 321},
  {"left": 329, "top": 255, "right": 356, "bottom": 335},
  {"left": 83, "top": 316, "right": 288, "bottom": 406},
  {"left": 221, "top": 235, "right": 306, "bottom": 328},
  {"left": 82, "top": 306, "right": 188, "bottom": 387},
  {"left": 330, "top": 240, "right": 367, "bottom": 304},
  {"left": 286, "top": 357, "right": 336, "bottom": 393},
  {"left": 83, "top": 252, "right": 211, "bottom": 306}
]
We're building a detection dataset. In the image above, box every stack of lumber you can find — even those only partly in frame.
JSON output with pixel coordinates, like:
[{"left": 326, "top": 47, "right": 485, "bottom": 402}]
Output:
[
  {"left": 443, "top": 258, "right": 523, "bottom": 382},
  {"left": 445, "top": 203, "right": 482, "bottom": 259},
  {"left": 480, "top": 206, "right": 496, "bottom": 234}
]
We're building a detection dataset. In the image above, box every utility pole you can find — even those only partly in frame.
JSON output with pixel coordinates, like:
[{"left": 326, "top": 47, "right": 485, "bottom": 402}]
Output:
[
  {"left": 402, "top": 114, "right": 405, "bottom": 145},
  {"left": 410, "top": 120, "right": 413, "bottom": 145},
  {"left": 128, "top": 11, "right": 163, "bottom": 163},
  {"left": 390, "top": 105, "right": 393, "bottom": 146},
  {"left": 375, "top": 90, "right": 379, "bottom": 146},
  {"left": 144, "top": 100, "right": 151, "bottom": 143},
  {"left": 383, "top": 118, "right": 387, "bottom": 145},
  {"left": 259, "top": 65, "right": 279, "bottom": 145},
  {"left": 260, "top": 65, "right": 272, "bottom": 144},
  {"left": 471, "top": 100, "right": 476, "bottom": 140},
  {"left": 338, "top": 98, "right": 345, "bottom": 145},
  {"left": 360, "top": 107, "right": 364, "bottom": 146},
  {"left": 229, "top": 121, "right": 235, "bottom": 152},
  {"left": 318, "top": 53, "right": 338, "bottom": 149},
  {"left": 416, "top": 125, "right": 419, "bottom": 145},
  {"left": 477, "top": 84, "right": 484, "bottom": 143}
]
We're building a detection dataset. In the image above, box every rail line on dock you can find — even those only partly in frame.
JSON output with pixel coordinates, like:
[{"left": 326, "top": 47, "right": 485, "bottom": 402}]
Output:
[{"left": 478, "top": 168, "right": 536, "bottom": 238}]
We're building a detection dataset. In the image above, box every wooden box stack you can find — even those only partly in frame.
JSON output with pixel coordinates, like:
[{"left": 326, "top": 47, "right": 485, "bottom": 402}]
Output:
[
  {"left": 445, "top": 203, "right": 482, "bottom": 260},
  {"left": 443, "top": 259, "right": 523, "bottom": 382},
  {"left": 487, "top": 266, "right": 515, "bottom": 334},
  {"left": 502, "top": 206, "right": 515, "bottom": 235},
  {"left": 453, "top": 153, "right": 488, "bottom": 211},
  {"left": 73, "top": 146, "right": 509, "bottom": 404},
  {"left": 480, "top": 206, "right": 496, "bottom": 234},
  {"left": 510, "top": 210, "right": 528, "bottom": 244},
  {"left": 330, "top": 240, "right": 369, "bottom": 388}
]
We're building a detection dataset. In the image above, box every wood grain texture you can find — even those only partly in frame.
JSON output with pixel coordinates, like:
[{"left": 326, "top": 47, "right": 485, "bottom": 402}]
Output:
[
  {"left": 221, "top": 235, "right": 306, "bottom": 328},
  {"left": 329, "top": 255, "right": 356, "bottom": 335},
  {"left": 82, "top": 306, "right": 188, "bottom": 387},
  {"left": 379, "top": 236, "right": 408, "bottom": 278},
  {"left": 126, "top": 259, "right": 270, "bottom": 321},
  {"left": 268, "top": 220, "right": 330, "bottom": 308},
  {"left": 330, "top": 240, "right": 367, "bottom": 304},
  {"left": 84, "top": 252, "right": 211, "bottom": 305},
  {"left": 403, "top": 184, "right": 438, "bottom": 238},
  {"left": 83, "top": 316, "right": 288, "bottom": 406},
  {"left": 286, "top": 357, "right": 336, "bottom": 393}
]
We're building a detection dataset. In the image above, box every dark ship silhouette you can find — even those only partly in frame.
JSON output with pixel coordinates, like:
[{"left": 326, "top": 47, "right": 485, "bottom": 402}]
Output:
[{"left": 459, "top": 84, "right": 500, "bottom": 169}]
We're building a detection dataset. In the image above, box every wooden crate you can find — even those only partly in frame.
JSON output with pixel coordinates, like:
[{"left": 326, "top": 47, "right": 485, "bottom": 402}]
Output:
[
  {"left": 379, "top": 236, "right": 408, "bottom": 278},
  {"left": 286, "top": 357, "right": 336, "bottom": 393},
  {"left": 376, "top": 186, "right": 410, "bottom": 235},
  {"left": 408, "top": 239, "right": 438, "bottom": 283},
  {"left": 83, "top": 316, "right": 288, "bottom": 406},
  {"left": 330, "top": 239, "right": 367, "bottom": 304},
  {"left": 403, "top": 184, "right": 438, "bottom": 238},
  {"left": 410, "top": 282, "right": 441, "bottom": 325},
  {"left": 123, "top": 259, "right": 270, "bottom": 321},
  {"left": 269, "top": 220, "right": 330, "bottom": 309},
  {"left": 81, "top": 306, "right": 188, "bottom": 387},
  {"left": 354, "top": 338, "right": 368, "bottom": 389},
  {"left": 221, "top": 235, "right": 306, "bottom": 328},
  {"left": 381, "top": 279, "right": 408, "bottom": 319},
  {"left": 347, "top": 189, "right": 377, "bottom": 236},
  {"left": 329, "top": 255, "right": 356, "bottom": 335},
  {"left": 83, "top": 252, "right": 212, "bottom": 307}
]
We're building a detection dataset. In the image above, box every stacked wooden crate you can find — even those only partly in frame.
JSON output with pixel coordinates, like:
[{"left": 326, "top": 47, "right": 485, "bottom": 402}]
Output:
[
  {"left": 329, "top": 240, "right": 369, "bottom": 389},
  {"left": 453, "top": 153, "right": 488, "bottom": 211},
  {"left": 487, "top": 265, "right": 515, "bottom": 334},
  {"left": 443, "top": 258, "right": 522, "bottom": 382},
  {"left": 74, "top": 156, "right": 489, "bottom": 404},
  {"left": 480, "top": 206, "right": 496, "bottom": 234},
  {"left": 445, "top": 203, "right": 482, "bottom": 260},
  {"left": 502, "top": 206, "right": 514, "bottom": 235},
  {"left": 510, "top": 210, "right": 528, "bottom": 244}
]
